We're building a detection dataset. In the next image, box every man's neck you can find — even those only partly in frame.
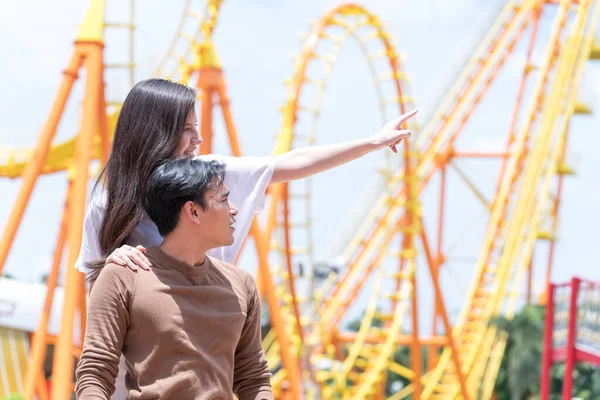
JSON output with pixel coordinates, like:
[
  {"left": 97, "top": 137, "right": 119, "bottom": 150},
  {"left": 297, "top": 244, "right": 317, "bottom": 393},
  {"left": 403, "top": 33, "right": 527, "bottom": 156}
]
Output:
[{"left": 159, "top": 234, "right": 209, "bottom": 267}]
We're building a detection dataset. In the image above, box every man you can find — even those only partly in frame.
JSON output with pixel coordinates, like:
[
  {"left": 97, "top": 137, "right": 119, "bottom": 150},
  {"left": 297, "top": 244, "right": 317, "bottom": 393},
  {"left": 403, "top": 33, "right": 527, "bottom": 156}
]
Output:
[{"left": 76, "top": 158, "right": 272, "bottom": 399}]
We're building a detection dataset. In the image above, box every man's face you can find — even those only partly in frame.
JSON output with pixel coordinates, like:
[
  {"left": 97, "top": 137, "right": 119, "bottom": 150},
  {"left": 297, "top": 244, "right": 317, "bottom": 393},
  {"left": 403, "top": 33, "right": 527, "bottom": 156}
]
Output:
[{"left": 195, "top": 184, "right": 238, "bottom": 248}]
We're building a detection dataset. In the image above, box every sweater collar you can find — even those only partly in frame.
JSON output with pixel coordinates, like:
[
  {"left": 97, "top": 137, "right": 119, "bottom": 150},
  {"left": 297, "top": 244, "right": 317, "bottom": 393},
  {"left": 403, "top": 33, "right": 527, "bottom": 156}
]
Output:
[{"left": 147, "top": 246, "right": 211, "bottom": 277}]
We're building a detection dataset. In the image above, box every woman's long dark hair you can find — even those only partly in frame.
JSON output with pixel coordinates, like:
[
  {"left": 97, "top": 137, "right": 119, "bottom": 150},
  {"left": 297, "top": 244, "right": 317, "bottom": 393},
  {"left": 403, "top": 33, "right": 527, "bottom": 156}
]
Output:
[{"left": 87, "top": 79, "right": 196, "bottom": 279}]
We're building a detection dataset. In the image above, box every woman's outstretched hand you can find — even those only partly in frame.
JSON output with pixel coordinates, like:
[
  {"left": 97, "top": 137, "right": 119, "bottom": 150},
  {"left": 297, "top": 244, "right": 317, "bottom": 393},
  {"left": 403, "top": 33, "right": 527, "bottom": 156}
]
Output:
[
  {"left": 372, "top": 108, "right": 418, "bottom": 153},
  {"left": 105, "top": 244, "right": 152, "bottom": 271}
]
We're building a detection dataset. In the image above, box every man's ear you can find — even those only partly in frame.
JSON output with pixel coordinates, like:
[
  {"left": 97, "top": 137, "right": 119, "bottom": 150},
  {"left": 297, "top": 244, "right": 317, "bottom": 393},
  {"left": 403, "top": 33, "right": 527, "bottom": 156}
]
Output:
[{"left": 183, "top": 200, "right": 201, "bottom": 224}]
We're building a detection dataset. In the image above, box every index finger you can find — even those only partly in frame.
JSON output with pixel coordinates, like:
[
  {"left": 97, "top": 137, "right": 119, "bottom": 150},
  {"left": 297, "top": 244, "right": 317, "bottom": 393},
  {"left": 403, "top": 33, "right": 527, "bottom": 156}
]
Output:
[{"left": 394, "top": 108, "right": 418, "bottom": 128}]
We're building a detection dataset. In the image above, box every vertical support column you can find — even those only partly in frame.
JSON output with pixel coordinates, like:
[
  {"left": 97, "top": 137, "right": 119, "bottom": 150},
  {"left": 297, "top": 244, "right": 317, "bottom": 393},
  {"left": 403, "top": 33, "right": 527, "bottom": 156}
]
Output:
[
  {"left": 79, "top": 275, "right": 88, "bottom": 345},
  {"left": 420, "top": 220, "right": 470, "bottom": 400},
  {"left": 540, "top": 282, "right": 555, "bottom": 400},
  {"left": 24, "top": 180, "right": 73, "bottom": 399},
  {"left": 98, "top": 80, "right": 110, "bottom": 164},
  {"left": 562, "top": 277, "right": 580, "bottom": 400},
  {"left": 34, "top": 373, "right": 49, "bottom": 400},
  {"left": 430, "top": 165, "right": 447, "bottom": 369},
  {"left": 0, "top": 53, "right": 82, "bottom": 275},
  {"left": 526, "top": 255, "right": 534, "bottom": 305},
  {"left": 282, "top": 184, "right": 304, "bottom": 345},
  {"left": 217, "top": 75, "right": 242, "bottom": 157},
  {"left": 196, "top": 65, "right": 218, "bottom": 156},
  {"left": 250, "top": 220, "right": 302, "bottom": 400},
  {"left": 200, "top": 86, "right": 214, "bottom": 155},
  {"left": 410, "top": 270, "right": 422, "bottom": 399},
  {"left": 51, "top": 43, "right": 103, "bottom": 400}
]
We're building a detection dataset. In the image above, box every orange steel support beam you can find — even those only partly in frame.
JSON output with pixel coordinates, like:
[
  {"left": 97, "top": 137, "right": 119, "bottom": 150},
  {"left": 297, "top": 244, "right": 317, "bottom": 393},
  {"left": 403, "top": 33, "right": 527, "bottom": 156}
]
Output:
[
  {"left": 420, "top": 220, "right": 470, "bottom": 399},
  {"left": 0, "top": 52, "right": 82, "bottom": 276},
  {"left": 217, "top": 76, "right": 243, "bottom": 157},
  {"left": 98, "top": 80, "right": 110, "bottom": 164},
  {"left": 35, "top": 374, "right": 49, "bottom": 400},
  {"left": 430, "top": 165, "right": 447, "bottom": 370},
  {"left": 452, "top": 152, "right": 510, "bottom": 158},
  {"left": 335, "top": 332, "right": 449, "bottom": 346},
  {"left": 282, "top": 184, "right": 305, "bottom": 345},
  {"left": 496, "top": 8, "right": 542, "bottom": 206},
  {"left": 23, "top": 181, "right": 72, "bottom": 398},
  {"left": 198, "top": 70, "right": 215, "bottom": 155},
  {"left": 52, "top": 41, "right": 104, "bottom": 400},
  {"left": 410, "top": 270, "right": 422, "bottom": 398},
  {"left": 250, "top": 220, "right": 302, "bottom": 399}
]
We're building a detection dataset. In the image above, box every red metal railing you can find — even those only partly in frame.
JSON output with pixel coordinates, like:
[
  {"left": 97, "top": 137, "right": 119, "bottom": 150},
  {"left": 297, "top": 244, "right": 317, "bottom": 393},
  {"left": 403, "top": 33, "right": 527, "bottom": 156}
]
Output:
[{"left": 541, "top": 277, "right": 600, "bottom": 400}]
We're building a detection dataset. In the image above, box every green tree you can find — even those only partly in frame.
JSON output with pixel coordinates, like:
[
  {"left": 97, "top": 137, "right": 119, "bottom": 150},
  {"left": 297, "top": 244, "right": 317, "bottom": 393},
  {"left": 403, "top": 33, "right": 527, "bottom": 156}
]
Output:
[
  {"left": 493, "top": 304, "right": 600, "bottom": 400},
  {"left": 492, "top": 305, "right": 546, "bottom": 400}
]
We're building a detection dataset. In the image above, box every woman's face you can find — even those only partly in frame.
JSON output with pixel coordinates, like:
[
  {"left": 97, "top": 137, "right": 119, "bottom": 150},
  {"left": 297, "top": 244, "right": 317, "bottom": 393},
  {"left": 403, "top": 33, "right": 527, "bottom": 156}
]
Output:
[{"left": 173, "top": 109, "right": 202, "bottom": 158}]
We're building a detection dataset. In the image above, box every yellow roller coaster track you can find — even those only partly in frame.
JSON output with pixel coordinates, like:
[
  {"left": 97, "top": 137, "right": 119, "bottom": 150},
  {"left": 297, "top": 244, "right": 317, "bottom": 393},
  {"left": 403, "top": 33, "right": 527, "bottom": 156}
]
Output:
[{"left": 424, "top": 1, "right": 600, "bottom": 398}]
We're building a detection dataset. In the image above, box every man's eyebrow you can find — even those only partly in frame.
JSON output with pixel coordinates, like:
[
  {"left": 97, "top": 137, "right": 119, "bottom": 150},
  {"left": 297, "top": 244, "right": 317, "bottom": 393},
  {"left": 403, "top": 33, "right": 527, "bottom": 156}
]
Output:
[{"left": 222, "top": 191, "right": 230, "bottom": 198}]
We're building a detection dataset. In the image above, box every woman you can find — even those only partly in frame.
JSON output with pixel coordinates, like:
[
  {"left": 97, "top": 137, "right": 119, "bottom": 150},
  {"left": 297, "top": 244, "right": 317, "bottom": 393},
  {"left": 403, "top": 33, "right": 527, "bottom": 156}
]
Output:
[{"left": 75, "top": 78, "right": 417, "bottom": 279}]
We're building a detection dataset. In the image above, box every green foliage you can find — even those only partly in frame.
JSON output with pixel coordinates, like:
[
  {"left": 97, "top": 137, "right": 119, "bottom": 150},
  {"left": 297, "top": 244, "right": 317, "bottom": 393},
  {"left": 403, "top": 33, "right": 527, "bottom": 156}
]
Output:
[
  {"left": 1, "top": 394, "right": 26, "bottom": 400},
  {"left": 493, "top": 304, "right": 600, "bottom": 400},
  {"left": 343, "top": 304, "right": 600, "bottom": 399}
]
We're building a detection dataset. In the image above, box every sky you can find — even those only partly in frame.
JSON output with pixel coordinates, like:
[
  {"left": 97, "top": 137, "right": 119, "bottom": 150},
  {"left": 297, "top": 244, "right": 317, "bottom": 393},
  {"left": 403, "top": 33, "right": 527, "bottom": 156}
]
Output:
[{"left": 0, "top": 0, "right": 599, "bottom": 334}]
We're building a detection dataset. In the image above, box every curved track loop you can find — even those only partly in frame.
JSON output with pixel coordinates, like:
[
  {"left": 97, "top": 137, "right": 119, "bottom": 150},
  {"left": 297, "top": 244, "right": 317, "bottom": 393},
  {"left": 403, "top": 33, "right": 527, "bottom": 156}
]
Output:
[
  {"left": 318, "top": 0, "right": 526, "bottom": 327},
  {"left": 0, "top": 0, "right": 136, "bottom": 178},
  {"left": 312, "top": 5, "right": 534, "bottom": 397},
  {"left": 260, "top": 4, "right": 418, "bottom": 397}
]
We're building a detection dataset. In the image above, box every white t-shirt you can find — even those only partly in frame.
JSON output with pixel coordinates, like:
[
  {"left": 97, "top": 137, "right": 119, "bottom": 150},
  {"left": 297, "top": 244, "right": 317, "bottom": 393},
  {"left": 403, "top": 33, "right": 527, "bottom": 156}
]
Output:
[{"left": 74, "top": 154, "right": 274, "bottom": 277}]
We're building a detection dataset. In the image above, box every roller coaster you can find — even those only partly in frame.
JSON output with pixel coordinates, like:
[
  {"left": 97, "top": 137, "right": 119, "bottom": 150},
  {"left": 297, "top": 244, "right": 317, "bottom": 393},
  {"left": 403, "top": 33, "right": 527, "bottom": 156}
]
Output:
[{"left": 0, "top": 0, "right": 599, "bottom": 399}]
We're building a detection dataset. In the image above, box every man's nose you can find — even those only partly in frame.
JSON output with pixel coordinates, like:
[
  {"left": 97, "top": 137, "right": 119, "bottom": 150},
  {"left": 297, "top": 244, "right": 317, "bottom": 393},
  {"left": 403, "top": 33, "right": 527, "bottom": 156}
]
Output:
[{"left": 229, "top": 201, "right": 238, "bottom": 215}]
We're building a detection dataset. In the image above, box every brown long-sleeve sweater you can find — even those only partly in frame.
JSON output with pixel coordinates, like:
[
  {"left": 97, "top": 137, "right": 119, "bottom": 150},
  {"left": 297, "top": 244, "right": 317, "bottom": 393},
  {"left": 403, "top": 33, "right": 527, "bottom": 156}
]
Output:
[{"left": 76, "top": 247, "right": 273, "bottom": 400}]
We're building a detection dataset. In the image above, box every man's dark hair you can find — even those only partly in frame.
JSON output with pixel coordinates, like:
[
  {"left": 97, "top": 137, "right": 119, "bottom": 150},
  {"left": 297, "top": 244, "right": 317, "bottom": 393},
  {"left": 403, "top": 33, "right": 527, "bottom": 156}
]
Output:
[{"left": 143, "top": 158, "right": 226, "bottom": 237}]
